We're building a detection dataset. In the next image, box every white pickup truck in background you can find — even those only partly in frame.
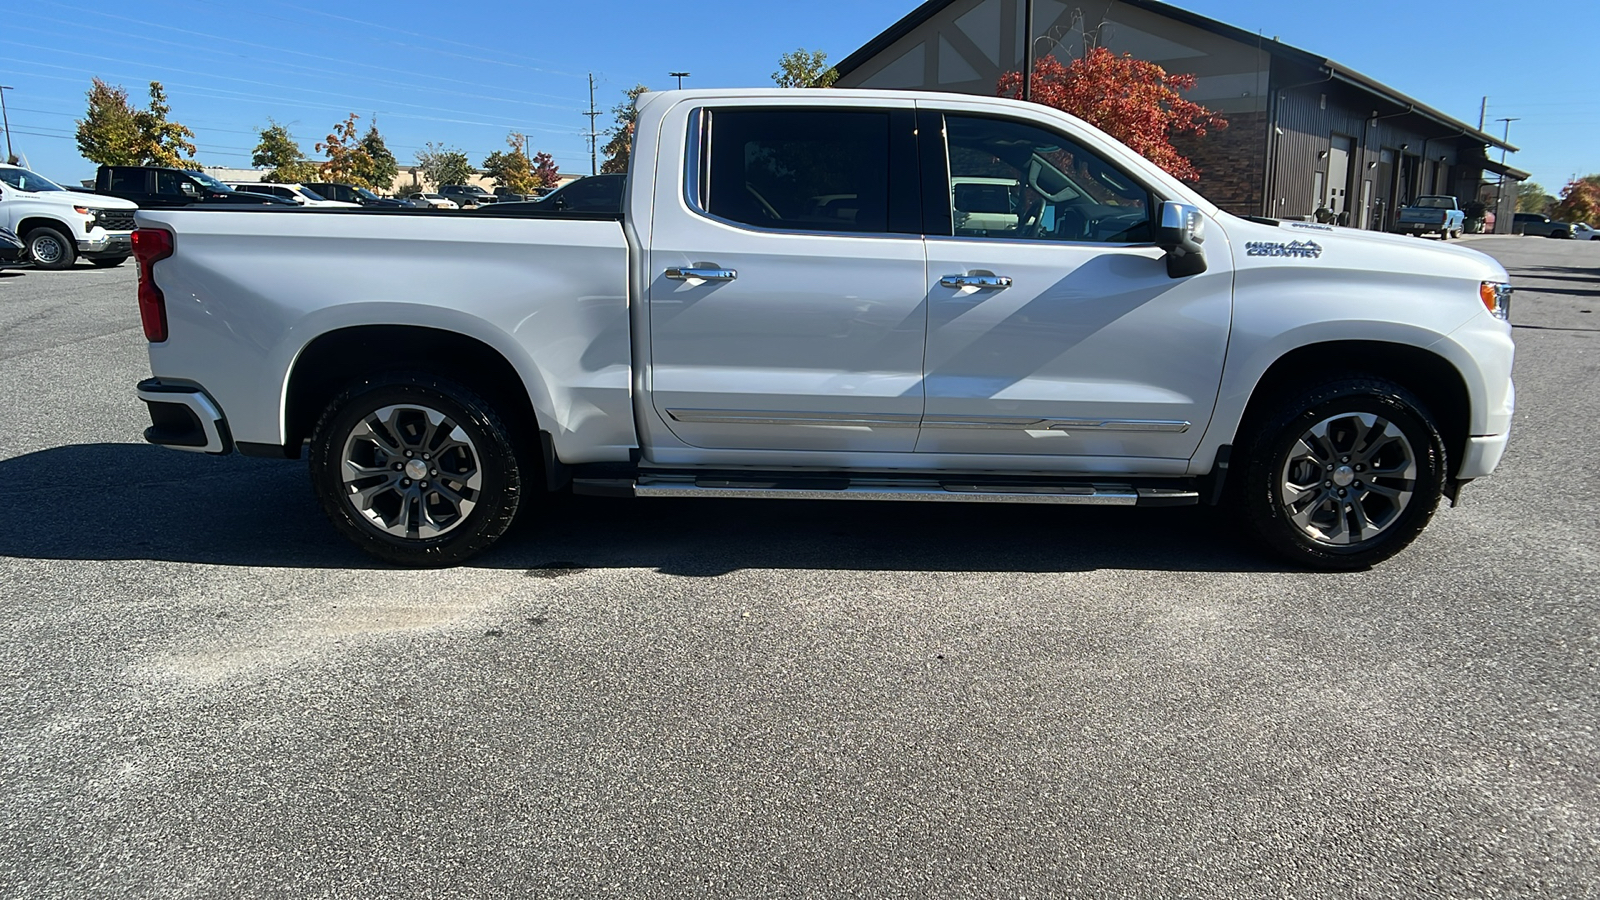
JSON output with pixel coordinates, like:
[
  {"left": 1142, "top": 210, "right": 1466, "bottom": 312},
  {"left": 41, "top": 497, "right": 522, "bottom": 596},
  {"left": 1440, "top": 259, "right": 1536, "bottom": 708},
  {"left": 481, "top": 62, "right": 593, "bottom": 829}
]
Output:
[
  {"left": 129, "top": 89, "right": 1515, "bottom": 569},
  {"left": 0, "top": 163, "right": 138, "bottom": 269}
]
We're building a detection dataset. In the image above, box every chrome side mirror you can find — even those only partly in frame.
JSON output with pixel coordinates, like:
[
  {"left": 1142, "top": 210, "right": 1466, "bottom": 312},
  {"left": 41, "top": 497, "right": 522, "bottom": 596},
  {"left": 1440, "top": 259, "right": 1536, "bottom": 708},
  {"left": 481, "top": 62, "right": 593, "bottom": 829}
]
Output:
[{"left": 1156, "top": 201, "right": 1207, "bottom": 278}]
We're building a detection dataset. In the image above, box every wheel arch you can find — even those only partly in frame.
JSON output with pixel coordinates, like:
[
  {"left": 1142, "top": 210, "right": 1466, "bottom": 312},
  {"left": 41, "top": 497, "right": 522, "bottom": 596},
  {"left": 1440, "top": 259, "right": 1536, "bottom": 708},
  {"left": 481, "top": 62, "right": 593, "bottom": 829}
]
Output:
[
  {"left": 1232, "top": 340, "right": 1471, "bottom": 479},
  {"left": 17, "top": 216, "right": 76, "bottom": 240},
  {"left": 283, "top": 324, "right": 543, "bottom": 460}
]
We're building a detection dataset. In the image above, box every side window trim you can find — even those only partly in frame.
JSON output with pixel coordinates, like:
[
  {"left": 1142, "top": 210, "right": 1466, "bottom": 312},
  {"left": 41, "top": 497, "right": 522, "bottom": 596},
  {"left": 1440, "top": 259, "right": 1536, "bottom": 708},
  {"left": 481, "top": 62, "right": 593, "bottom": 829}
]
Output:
[
  {"left": 918, "top": 109, "right": 1165, "bottom": 246},
  {"left": 684, "top": 105, "right": 923, "bottom": 239}
]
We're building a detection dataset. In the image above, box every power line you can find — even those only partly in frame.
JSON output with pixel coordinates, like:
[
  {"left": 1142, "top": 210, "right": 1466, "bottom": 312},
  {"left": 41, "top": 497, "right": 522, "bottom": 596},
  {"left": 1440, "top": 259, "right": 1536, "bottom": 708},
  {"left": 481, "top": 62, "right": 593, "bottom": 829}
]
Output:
[{"left": 4, "top": 14, "right": 587, "bottom": 113}]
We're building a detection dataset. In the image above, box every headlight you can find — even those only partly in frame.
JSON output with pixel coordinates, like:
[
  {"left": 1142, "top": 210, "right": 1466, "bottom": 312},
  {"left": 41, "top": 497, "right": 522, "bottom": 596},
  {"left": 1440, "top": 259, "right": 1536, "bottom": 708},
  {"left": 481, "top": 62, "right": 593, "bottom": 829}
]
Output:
[{"left": 1479, "top": 282, "right": 1512, "bottom": 320}]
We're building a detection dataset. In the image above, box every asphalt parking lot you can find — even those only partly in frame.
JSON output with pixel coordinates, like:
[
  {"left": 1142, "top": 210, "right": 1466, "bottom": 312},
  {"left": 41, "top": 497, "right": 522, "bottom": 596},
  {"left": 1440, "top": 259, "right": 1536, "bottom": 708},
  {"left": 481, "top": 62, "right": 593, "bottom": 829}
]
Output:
[{"left": 0, "top": 236, "right": 1595, "bottom": 898}]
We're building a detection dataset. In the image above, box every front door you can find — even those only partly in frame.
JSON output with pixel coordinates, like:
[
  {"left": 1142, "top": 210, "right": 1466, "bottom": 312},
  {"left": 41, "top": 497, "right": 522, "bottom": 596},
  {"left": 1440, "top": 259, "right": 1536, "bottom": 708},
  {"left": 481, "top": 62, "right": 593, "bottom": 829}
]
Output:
[
  {"left": 647, "top": 104, "right": 928, "bottom": 452},
  {"left": 916, "top": 109, "right": 1233, "bottom": 463}
]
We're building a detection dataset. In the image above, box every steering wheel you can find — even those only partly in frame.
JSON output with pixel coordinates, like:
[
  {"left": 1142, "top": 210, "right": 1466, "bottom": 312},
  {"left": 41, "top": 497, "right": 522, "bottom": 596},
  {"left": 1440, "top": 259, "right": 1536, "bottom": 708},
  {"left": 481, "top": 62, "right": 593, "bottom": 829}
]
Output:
[
  {"left": 745, "top": 185, "right": 781, "bottom": 220},
  {"left": 1014, "top": 194, "right": 1045, "bottom": 239}
]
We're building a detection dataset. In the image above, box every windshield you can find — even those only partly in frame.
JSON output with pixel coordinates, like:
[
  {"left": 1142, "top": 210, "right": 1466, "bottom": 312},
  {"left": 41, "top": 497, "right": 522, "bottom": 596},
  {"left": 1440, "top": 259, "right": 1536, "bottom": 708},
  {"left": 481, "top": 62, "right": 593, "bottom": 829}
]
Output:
[
  {"left": 355, "top": 187, "right": 381, "bottom": 200},
  {"left": 1415, "top": 196, "right": 1455, "bottom": 209},
  {"left": 295, "top": 186, "right": 325, "bottom": 201},
  {"left": 185, "top": 171, "right": 232, "bottom": 192},
  {"left": 0, "top": 167, "right": 67, "bottom": 192}
]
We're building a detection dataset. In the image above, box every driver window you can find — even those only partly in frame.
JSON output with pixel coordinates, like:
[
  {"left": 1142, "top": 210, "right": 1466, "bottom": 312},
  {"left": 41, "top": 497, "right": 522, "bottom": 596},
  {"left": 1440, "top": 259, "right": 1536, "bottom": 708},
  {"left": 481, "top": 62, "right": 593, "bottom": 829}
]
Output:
[
  {"left": 944, "top": 114, "right": 1152, "bottom": 244},
  {"left": 155, "top": 171, "right": 187, "bottom": 196}
]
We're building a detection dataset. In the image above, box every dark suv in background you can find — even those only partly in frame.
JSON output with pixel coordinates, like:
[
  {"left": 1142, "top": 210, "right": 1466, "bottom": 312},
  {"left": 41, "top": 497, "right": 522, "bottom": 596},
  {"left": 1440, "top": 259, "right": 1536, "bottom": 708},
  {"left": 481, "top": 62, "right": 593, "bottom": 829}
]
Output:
[
  {"left": 1514, "top": 213, "right": 1573, "bottom": 238},
  {"left": 95, "top": 166, "right": 294, "bottom": 207}
]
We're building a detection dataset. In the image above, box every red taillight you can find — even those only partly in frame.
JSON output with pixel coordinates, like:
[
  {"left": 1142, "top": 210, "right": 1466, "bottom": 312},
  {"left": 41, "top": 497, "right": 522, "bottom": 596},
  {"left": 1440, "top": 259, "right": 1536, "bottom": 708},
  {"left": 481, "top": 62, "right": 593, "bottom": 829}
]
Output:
[{"left": 131, "top": 228, "right": 174, "bottom": 342}]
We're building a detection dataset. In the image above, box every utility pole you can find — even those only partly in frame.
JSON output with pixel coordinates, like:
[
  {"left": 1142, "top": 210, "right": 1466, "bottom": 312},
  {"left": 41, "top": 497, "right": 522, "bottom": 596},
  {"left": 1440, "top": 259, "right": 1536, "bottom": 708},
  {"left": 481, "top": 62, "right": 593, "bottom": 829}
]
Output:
[
  {"left": 584, "top": 73, "right": 601, "bottom": 176},
  {"left": 1494, "top": 116, "right": 1519, "bottom": 221},
  {"left": 1022, "top": 0, "right": 1035, "bottom": 102},
  {"left": 1477, "top": 96, "right": 1487, "bottom": 131},
  {"left": 1495, "top": 117, "right": 1519, "bottom": 167},
  {"left": 0, "top": 85, "right": 14, "bottom": 165},
  {"left": 670, "top": 72, "right": 690, "bottom": 90}
]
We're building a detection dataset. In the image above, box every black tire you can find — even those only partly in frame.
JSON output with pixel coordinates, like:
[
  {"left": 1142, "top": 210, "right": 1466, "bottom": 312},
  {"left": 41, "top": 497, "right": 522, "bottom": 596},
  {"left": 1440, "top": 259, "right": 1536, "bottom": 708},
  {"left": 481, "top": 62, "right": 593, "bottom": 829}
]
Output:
[
  {"left": 308, "top": 372, "right": 524, "bottom": 566},
  {"left": 89, "top": 255, "right": 129, "bottom": 268},
  {"left": 24, "top": 226, "right": 76, "bottom": 270},
  {"left": 1238, "top": 376, "right": 1445, "bottom": 570}
]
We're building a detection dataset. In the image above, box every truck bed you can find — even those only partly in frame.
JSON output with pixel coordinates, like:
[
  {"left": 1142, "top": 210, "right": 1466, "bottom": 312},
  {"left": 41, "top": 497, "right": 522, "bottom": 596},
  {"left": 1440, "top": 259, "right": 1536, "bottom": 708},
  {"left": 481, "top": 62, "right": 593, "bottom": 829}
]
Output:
[{"left": 134, "top": 205, "right": 637, "bottom": 462}]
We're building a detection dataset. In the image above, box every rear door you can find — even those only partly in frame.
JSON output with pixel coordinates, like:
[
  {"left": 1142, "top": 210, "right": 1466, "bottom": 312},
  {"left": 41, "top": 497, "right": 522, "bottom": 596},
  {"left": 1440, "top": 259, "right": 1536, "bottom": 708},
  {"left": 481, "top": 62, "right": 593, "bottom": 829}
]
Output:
[
  {"left": 915, "top": 104, "right": 1232, "bottom": 463},
  {"left": 645, "top": 99, "right": 927, "bottom": 453}
]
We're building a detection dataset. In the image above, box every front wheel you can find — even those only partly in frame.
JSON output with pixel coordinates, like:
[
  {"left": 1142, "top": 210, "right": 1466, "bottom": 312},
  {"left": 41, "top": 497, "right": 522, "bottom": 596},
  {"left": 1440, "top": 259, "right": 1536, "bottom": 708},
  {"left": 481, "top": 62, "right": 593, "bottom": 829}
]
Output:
[
  {"left": 89, "top": 255, "right": 129, "bottom": 268},
  {"left": 308, "top": 373, "right": 524, "bottom": 566},
  {"left": 24, "top": 227, "right": 76, "bottom": 270},
  {"left": 1238, "top": 377, "right": 1445, "bottom": 570}
]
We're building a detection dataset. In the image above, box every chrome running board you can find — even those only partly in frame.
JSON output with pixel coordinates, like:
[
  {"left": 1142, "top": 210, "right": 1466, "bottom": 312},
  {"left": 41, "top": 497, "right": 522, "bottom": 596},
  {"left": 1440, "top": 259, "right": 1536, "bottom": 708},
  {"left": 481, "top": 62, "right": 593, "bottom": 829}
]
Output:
[{"left": 572, "top": 474, "right": 1198, "bottom": 507}]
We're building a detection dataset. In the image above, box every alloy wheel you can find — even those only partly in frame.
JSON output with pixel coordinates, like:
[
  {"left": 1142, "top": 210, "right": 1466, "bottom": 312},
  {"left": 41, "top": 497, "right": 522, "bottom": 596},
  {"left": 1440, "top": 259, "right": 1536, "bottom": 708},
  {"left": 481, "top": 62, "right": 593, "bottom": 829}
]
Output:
[
  {"left": 339, "top": 403, "right": 483, "bottom": 538},
  {"left": 1279, "top": 412, "right": 1417, "bottom": 545}
]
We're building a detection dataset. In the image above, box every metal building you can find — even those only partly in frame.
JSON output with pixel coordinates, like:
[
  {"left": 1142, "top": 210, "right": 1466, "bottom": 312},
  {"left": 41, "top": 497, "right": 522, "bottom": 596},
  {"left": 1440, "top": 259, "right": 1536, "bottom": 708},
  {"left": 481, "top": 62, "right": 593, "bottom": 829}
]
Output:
[{"left": 834, "top": 0, "right": 1527, "bottom": 232}]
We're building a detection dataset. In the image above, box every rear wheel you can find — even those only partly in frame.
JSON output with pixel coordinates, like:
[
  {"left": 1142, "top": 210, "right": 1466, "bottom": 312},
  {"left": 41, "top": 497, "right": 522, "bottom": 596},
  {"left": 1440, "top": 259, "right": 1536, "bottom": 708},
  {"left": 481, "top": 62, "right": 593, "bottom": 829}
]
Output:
[
  {"left": 24, "top": 227, "right": 75, "bottom": 270},
  {"left": 1238, "top": 376, "right": 1445, "bottom": 570},
  {"left": 309, "top": 373, "right": 524, "bottom": 566}
]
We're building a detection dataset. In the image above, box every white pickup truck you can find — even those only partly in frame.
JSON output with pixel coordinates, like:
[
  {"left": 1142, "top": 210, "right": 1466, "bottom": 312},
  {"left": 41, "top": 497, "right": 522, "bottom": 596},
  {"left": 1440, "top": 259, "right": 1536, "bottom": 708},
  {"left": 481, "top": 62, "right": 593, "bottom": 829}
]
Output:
[
  {"left": 130, "top": 89, "right": 1515, "bottom": 569},
  {"left": 1, "top": 163, "right": 138, "bottom": 269}
]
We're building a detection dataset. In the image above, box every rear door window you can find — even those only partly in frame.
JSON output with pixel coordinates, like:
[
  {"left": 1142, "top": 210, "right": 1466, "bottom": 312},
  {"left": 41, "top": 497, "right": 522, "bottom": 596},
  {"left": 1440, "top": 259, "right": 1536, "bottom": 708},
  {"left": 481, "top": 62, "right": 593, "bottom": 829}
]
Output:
[{"left": 698, "top": 108, "right": 914, "bottom": 235}]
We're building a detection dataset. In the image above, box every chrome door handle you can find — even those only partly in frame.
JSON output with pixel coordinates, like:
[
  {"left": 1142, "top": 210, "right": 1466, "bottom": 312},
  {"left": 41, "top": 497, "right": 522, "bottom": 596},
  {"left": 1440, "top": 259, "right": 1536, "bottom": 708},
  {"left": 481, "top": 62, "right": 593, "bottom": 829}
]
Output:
[
  {"left": 940, "top": 273, "right": 1012, "bottom": 289},
  {"left": 665, "top": 266, "right": 737, "bottom": 282}
]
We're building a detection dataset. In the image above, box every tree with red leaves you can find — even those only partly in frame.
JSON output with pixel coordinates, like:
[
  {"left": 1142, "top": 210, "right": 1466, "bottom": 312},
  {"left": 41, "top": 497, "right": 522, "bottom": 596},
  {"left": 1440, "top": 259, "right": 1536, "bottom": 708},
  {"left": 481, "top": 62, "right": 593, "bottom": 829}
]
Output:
[
  {"left": 1553, "top": 175, "right": 1600, "bottom": 225},
  {"left": 998, "top": 48, "right": 1226, "bottom": 182},
  {"left": 531, "top": 151, "right": 560, "bottom": 191}
]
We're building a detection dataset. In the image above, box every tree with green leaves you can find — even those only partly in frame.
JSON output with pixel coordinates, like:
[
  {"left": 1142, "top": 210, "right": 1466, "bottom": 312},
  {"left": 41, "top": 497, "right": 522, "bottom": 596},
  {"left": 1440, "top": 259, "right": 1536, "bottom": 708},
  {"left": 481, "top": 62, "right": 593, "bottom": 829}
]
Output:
[
  {"left": 1517, "top": 181, "right": 1554, "bottom": 214},
  {"left": 532, "top": 151, "right": 560, "bottom": 190},
  {"left": 415, "top": 142, "right": 473, "bottom": 188},
  {"left": 482, "top": 132, "right": 536, "bottom": 194},
  {"left": 75, "top": 79, "right": 142, "bottom": 165},
  {"left": 358, "top": 122, "right": 399, "bottom": 192},
  {"left": 76, "top": 79, "right": 197, "bottom": 167},
  {"left": 251, "top": 120, "right": 319, "bottom": 183},
  {"left": 601, "top": 85, "right": 649, "bottom": 174},
  {"left": 772, "top": 49, "right": 839, "bottom": 88},
  {"left": 317, "top": 113, "right": 377, "bottom": 188},
  {"left": 135, "top": 82, "right": 199, "bottom": 167}
]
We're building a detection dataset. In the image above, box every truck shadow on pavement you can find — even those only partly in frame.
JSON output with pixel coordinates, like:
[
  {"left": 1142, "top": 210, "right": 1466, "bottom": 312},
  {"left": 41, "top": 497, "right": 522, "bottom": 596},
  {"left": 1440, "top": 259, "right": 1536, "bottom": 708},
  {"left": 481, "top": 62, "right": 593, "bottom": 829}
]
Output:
[{"left": 0, "top": 442, "right": 1291, "bottom": 574}]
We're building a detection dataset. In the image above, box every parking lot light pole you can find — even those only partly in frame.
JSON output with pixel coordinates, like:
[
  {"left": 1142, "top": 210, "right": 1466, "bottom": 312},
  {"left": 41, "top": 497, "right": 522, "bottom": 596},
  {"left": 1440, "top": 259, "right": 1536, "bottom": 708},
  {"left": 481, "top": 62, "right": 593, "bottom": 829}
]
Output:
[
  {"left": 670, "top": 72, "right": 690, "bottom": 90},
  {"left": 1022, "top": 2, "right": 1034, "bottom": 102},
  {"left": 0, "top": 86, "right": 14, "bottom": 165}
]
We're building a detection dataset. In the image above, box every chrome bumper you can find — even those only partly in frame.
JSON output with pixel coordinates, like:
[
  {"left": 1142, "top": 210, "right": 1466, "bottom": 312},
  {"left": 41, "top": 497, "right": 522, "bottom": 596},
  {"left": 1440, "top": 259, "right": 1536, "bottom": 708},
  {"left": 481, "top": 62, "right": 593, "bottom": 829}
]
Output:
[{"left": 136, "top": 379, "right": 232, "bottom": 454}]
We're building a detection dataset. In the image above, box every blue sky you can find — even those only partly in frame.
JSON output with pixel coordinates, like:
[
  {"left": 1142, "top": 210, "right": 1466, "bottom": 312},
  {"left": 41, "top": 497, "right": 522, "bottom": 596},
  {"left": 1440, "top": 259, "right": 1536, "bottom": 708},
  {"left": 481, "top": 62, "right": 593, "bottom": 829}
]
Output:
[{"left": 1, "top": 0, "right": 1593, "bottom": 194}]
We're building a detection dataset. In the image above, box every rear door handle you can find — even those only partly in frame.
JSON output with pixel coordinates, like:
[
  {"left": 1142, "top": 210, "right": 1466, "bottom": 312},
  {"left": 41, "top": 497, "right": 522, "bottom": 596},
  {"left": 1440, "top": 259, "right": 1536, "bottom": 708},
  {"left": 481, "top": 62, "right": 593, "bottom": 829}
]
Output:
[
  {"left": 939, "top": 273, "right": 1012, "bottom": 290},
  {"left": 665, "top": 265, "right": 737, "bottom": 282}
]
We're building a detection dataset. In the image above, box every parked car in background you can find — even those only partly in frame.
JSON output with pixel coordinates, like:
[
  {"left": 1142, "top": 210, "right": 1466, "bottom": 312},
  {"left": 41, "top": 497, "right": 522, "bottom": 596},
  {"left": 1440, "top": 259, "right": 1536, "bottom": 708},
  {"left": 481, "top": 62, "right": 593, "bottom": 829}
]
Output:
[
  {"left": 0, "top": 225, "right": 24, "bottom": 267},
  {"left": 2, "top": 162, "right": 138, "bottom": 269},
  {"left": 227, "top": 182, "right": 360, "bottom": 208},
  {"left": 95, "top": 166, "right": 295, "bottom": 209},
  {"left": 1513, "top": 213, "right": 1571, "bottom": 238},
  {"left": 405, "top": 193, "right": 457, "bottom": 209},
  {"left": 533, "top": 173, "right": 625, "bottom": 213},
  {"left": 1570, "top": 222, "right": 1597, "bottom": 241},
  {"left": 439, "top": 185, "right": 495, "bottom": 208},
  {"left": 1393, "top": 195, "right": 1466, "bottom": 239},
  {"left": 304, "top": 183, "right": 410, "bottom": 208}
]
